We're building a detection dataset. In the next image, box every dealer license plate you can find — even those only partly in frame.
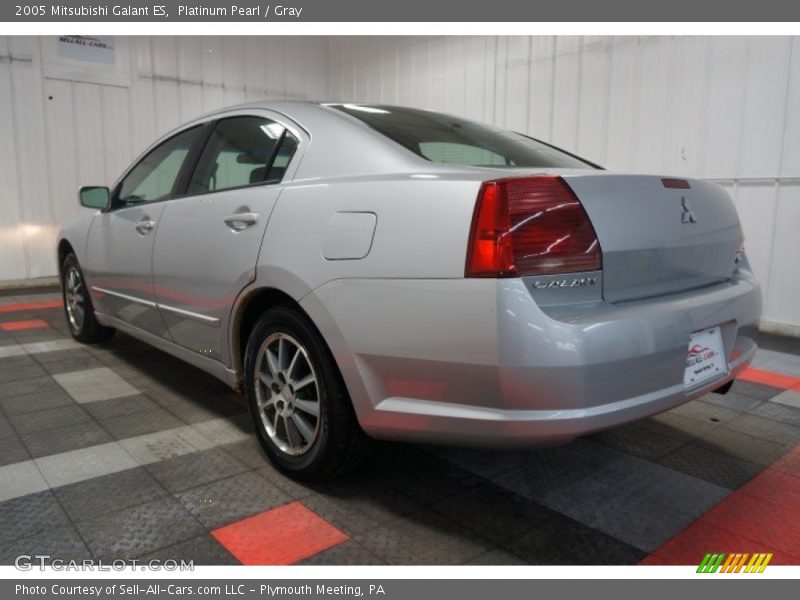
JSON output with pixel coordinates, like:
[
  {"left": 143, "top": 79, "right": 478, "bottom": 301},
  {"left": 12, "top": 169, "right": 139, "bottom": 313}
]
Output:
[{"left": 684, "top": 327, "right": 727, "bottom": 387}]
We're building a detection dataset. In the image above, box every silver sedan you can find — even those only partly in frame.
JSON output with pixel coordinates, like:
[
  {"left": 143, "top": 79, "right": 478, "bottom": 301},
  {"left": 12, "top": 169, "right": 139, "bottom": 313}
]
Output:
[{"left": 57, "top": 102, "right": 762, "bottom": 479}]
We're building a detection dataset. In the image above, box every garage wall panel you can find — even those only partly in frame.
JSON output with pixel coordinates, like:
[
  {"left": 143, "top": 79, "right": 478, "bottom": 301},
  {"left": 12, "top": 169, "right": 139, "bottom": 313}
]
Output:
[{"left": 328, "top": 35, "right": 800, "bottom": 331}]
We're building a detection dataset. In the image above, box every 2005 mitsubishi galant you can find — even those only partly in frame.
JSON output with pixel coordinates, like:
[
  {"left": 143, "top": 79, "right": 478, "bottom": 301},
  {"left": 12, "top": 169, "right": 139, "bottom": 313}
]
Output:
[{"left": 57, "top": 102, "right": 762, "bottom": 480}]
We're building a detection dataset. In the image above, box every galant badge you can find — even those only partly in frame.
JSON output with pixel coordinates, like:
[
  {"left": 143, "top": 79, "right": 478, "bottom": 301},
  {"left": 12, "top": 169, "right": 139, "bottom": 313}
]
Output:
[{"left": 681, "top": 197, "right": 698, "bottom": 223}]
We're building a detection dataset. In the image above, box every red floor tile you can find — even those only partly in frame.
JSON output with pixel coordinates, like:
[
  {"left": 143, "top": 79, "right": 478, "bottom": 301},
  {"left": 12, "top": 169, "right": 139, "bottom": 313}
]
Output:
[
  {"left": 0, "top": 318, "right": 49, "bottom": 331},
  {"left": 0, "top": 299, "right": 62, "bottom": 314},
  {"left": 738, "top": 367, "right": 800, "bottom": 391},
  {"left": 647, "top": 444, "right": 800, "bottom": 566},
  {"left": 211, "top": 501, "right": 349, "bottom": 565}
]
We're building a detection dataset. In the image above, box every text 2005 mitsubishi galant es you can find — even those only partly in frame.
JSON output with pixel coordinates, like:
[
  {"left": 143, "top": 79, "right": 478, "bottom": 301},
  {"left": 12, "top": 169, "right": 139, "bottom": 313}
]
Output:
[{"left": 58, "top": 102, "right": 762, "bottom": 479}]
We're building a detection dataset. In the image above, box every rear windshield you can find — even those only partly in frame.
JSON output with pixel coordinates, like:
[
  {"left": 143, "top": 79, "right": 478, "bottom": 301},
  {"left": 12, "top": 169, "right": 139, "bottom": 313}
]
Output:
[{"left": 330, "top": 104, "right": 596, "bottom": 169}]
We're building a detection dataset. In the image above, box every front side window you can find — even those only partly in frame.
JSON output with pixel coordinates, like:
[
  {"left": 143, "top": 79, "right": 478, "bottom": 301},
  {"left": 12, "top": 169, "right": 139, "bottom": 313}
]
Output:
[
  {"left": 331, "top": 104, "right": 596, "bottom": 169},
  {"left": 117, "top": 126, "right": 199, "bottom": 206},
  {"left": 188, "top": 117, "right": 295, "bottom": 195}
]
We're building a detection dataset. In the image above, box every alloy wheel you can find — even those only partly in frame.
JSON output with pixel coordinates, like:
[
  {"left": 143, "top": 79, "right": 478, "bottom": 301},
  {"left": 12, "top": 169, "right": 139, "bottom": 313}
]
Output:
[{"left": 65, "top": 267, "right": 85, "bottom": 331}]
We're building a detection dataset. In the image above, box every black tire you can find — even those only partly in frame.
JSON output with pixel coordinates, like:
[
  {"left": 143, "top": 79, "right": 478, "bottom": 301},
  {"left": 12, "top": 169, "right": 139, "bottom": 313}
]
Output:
[
  {"left": 61, "top": 253, "right": 115, "bottom": 344},
  {"left": 244, "top": 305, "right": 369, "bottom": 481}
]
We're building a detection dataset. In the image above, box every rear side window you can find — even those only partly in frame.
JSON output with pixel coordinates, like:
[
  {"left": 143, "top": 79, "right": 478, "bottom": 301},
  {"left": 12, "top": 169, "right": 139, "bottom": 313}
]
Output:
[
  {"left": 331, "top": 104, "right": 595, "bottom": 169},
  {"left": 117, "top": 126, "right": 199, "bottom": 206},
  {"left": 188, "top": 117, "right": 293, "bottom": 195}
]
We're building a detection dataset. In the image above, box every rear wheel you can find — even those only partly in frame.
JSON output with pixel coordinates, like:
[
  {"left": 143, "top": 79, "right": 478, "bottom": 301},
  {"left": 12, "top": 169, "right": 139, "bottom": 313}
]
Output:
[
  {"left": 244, "top": 305, "right": 369, "bottom": 480},
  {"left": 61, "top": 254, "right": 115, "bottom": 343}
]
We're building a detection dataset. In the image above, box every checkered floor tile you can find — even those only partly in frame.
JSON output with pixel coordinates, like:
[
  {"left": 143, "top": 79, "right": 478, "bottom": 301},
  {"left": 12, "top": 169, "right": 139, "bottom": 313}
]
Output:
[{"left": 0, "top": 288, "right": 799, "bottom": 566}]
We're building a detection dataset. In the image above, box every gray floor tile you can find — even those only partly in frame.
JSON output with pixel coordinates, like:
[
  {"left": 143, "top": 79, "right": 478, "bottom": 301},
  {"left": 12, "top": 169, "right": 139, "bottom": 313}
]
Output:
[
  {"left": 0, "top": 525, "right": 91, "bottom": 565},
  {"left": 76, "top": 496, "right": 205, "bottom": 560},
  {"left": 40, "top": 356, "right": 107, "bottom": 376},
  {"left": 724, "top": 414, "right": 800, "bottom": 445},
  {"left": 99, "top": 408, "right": 186, "bottom": 440},
  {"left": 300, "top": 488, "right": 416, "bottom": 537},
  {"left": 8, "top": 404, "right": 91, "bottom": 435},
  {"left": 0, "top": 431, "right": 30, "bottom": 467},
  {"left": 176, "top": 471, "right": 290, "bottom": 530},
  {"left": 0, "top": 461, "right": 49, "bottom": 502},
  {"left": 35, "top": 441, "right": 139, "bottom": 489},
  {"left": 658, "top": 443, "right": 763, "bottom": 489},
  {"left": 771, "top": 389, "right": 800, "bottom": 409},
  {"left": 465, "top": 548, "right": 528, "bottom": 565},
  {"left": 588, "top": 422, "right": 687, "bottom": 460},
  {"left": 693, "top": 427, "right": 790, "bottom": 465},
  {"left": 354, "top": 508, "right": 491, "bottom": 565},
  {"left": 0, "top": 490, "right": 72, "bottom": 545},
  {"left": 53, "top": 367, "right": 140, "bottom": 404},
  {"left": 298, "top": 540, "right": 386, "bottom": 565},
  {"left": 729, "top": 380, "right": 784, "bottom": 401},
  {"left": 0, "top": 384, "right": 71, "bottom": 412},
  {"left": 146, "top": 448, "right": 249, "bottom": 493},
  {"left": 54, "top": 467, "right": 168, "bottom": 522},
  {"left": 20, "top": 420, "right": 113, "bottom": 458},
  {"left": 0, "top": 363, "right": 47, "bottom": 383},
  {"left": 83, "top": 394, "right": 160, "bottom": 420},
  {"left": 700, "top": 391, "right": 764, "bottom": 413},
  {"left": 0, "top": 414, "right": 13, "bottom": 440},
  {"left": 140, "top": 534, "right": 239, "bottom": 566},
  {"left": 118, "top": 425, "right": 213, "bottom": 465},
  {"left": 669, "top": 399, "right": 743, "bottom": 425},
  {"left": 220, "top": 438, "right": 270, "bottom": 469},
  {"left": 752, "top": 400, "right": 800, "bottom": 428},
  {"left": 255, "top": 463, "right": 322, "bottom": 500}
]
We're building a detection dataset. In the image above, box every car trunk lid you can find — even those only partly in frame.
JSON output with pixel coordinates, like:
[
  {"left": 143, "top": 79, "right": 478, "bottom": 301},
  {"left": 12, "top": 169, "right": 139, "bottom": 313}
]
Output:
[{"left": 561, "top": 173, "right": 743, "bottom": 302}]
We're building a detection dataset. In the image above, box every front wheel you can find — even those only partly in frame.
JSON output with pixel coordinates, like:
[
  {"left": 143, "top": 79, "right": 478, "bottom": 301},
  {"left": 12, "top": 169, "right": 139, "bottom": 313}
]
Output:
[
  {"left": 61, "top": 254, "right": 115, "bottom": 343},
  {"left": 244, "top": 306, "right": 369, "bottom": 481}
]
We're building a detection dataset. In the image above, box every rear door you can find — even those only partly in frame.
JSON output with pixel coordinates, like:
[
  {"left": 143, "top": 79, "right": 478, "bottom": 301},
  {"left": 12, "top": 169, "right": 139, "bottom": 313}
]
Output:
[
  {"left": 85, "top": 126, "right": 202, "bottom": 336},
  {"left": 151, "top": 112, "right": 302, "bottom": 362}
]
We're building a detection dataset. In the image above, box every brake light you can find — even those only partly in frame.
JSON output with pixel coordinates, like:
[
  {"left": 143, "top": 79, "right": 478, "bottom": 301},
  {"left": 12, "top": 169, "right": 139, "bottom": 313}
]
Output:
[{"left": 465, "top": 176, "right": 601, "bottom": 277}]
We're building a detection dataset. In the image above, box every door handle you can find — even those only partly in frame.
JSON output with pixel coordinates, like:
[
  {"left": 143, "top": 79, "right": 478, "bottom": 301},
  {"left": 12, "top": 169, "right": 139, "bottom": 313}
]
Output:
[
  {"left": 135, "top": 219, "right": 156, "bottom": 235},
  {"left": 223, "top": 212, "right": 259, "bottom": 231}
]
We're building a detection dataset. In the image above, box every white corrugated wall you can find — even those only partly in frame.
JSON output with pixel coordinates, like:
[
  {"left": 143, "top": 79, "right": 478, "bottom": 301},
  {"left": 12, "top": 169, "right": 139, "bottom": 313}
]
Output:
[
  {"left": 0, "top": 35, "right": 798, "bottom": 333},
  {"left": 328, "top": 36, "right": 800, "bottom": 334},
  {"left": 0, "top": 35, "right": 328, "bottom": 282}
]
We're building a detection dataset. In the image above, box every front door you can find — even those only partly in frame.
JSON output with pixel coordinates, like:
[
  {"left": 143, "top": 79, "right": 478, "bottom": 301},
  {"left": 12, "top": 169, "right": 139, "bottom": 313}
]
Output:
[
  {"left": 84, "top": 125, "right": 201, "bottom": 337},
  {"left": 152, "top": 114, "right": 301, "bottom": 362}
]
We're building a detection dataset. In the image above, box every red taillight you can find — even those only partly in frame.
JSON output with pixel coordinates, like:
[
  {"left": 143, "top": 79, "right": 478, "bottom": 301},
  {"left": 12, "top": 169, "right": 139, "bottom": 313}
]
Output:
[{"left": 465, "top": 176, "right": 601, "bottom": 278}]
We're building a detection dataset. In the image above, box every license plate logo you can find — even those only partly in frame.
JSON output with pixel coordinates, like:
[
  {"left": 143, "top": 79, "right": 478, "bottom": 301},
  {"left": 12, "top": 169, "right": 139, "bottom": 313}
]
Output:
[{"left": 684, "top": 327, "right": 727, "bottom": 387}]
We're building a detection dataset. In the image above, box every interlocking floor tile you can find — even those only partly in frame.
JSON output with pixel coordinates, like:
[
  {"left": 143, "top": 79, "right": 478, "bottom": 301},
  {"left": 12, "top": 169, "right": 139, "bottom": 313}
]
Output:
[
  {"left": 500, "top": 511, "right": 646, "bottom": 565},
  {"left": 657, "top": 443, "right": 763, "bottom": 489},
  {"left": 53, "top": 367, "right": 140, "bottom": 404},
  {"left": 0, "top": 363, "right": 47, "bottom": 383},
  {"left": 8, "top": 404, "right": 91, "bottom": 435},
  {"left": 35, "top": 441, "right": 138, "bottom": 489},
  {"left": 22, "top": 339, "right": 81, "bottom": 355},
  {"left": 772, "top": 445, "right": 800, "bottom": 477},
  {"left": 700, "top": 390, "right": 764, "bottom": 413},
  {"left": 730, "top": 379, "right": 784, "bottom": 401},
  {"left": 689, "top": 427, "right": 789, "bottom": 466},
  {"left": 0, "top": 414, "right": 13, "bottom": 440},
  {"left": 145, "top": 448, "right": 249, "bottom": 493},
  {"left": 771, "top": 389, "right": 800, "bottom": 409},
  {"left": 0, "top": 461, "right": 49, "bottom": 502},
  {"left": 255, "top": 464, "right": 321, "bottom": 500},
  {"left": 298, "top": 540, "right": 386, "bottom": 565},
  {"left": 0, "top": 490, "right": 71, "bottom": 545},
  {"left": 724, "top": 414, "right": 800, "bottom": 445},
  {"left": 177, "top": 471, "right": 290, "bottom": 530},
  {"left": 54, "top": 467, "right": 168, "bottom": 522},
  {"left": 83, "top": 394, "right": 160, "bottom": 420},
  {"left": 353, "top": 508, "right": 493, "bottom": 565},
  {"left": 662, "top": 399, "right": 744, "bottom": 426},
  {"left": 20, "top": 420, "right": 113, "bottom": 458},
  {"left": 99, "top": 407, "right": 186, "bottom": 440},
  {"left": 141, "top": 534, "right": 239, "bottom": 566},
  {"left": 0, "top": 525, "right": 91, "bottom": 565},
  {"left": 0, "top": 319, "right": 48, "bottom": 331},
  {"left": 588, "top": 422, "right": 686, "bottom": 460},
  {"left": 212, "top": 501, "right": 348, "bottom": 565},
  {"left": 118, "top": 425, "right": 213, "bottom": 465},
  {"left": 465, "top": 549, "right": 528, "bottom": 565},
  {"left": 739, "top": 467, "right": 800, "bottom": 510},
  {"left": 0, "top": 432, "right": 30, "bottom": 467},
  {"left": 0, "top": 344, "right": 26, "bottom": 358},
  {"left": 76, "top": 496, "right": 205, "bottom": 560},
  {"left": 0, "top": 385, "right": 74, "bottom": 413}
]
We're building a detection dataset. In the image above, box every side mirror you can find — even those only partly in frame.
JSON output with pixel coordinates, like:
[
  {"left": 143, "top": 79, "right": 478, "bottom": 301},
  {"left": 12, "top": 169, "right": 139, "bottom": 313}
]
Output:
[{"left": 79, "top": 186, "right": 111, "bottom": 210}]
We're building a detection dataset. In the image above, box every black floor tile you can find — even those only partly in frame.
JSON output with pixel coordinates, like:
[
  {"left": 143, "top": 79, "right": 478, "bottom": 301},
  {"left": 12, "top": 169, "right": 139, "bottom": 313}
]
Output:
[
  {"left": 0, "top": 525, "right": 91, "bottom": 565},
  {"left": 8, "top": 404, "right": 91, "bottom": 435},
  {"left": 500, "top": 511, "right": 646, "bottom": 565},
  {"left": 19, "top": 420, "right": 112, "bottom": 458},
  {"left": 298, "top": 540, "right": 386, "bottom": 565},
  {"left": 146, "top": 448, "right": 250, "bottom": 493},
  {"left": 0, "top": 387, "right": 74, "bottom": 415},
  {"left": 0, "top": 432, "right": 31, "bottom": 466},
  {"left": 82, "top": 394, "right": 160, "bottom": 420},
  {"left": 99, "top": 407, "right": 186, "bottom": 440},
  {"left": 588, "top": 422, "right": 687, "bottom": 461},
  {"left": 76, "top": 496, "right": 205, "bottom": 560},
  {"left": 54, "top": 467, "right": 168, "bottom": 522},
  {"left": 140, "top": 534, "right": 239, "bottom": 566},
  {"left": 0, "top": 490, "right": 72, "bottom": 545},
  {"left": 657, "top": 443, "right": 763, "bottom": 490},
  {"left": 175, "top": 471, "right": 290, "bottom": 530},
  {"left": 729, "top": 380, "right": 784, "bottom": 401},
  {"left": 751, "top": 401, "right": 800, "bottom": 428}
]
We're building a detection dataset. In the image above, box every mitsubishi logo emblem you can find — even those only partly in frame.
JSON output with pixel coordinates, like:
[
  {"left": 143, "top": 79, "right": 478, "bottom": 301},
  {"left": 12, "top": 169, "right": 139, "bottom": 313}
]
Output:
[{"left": 681, "top": 197, "right": 697, "bottom": 223}]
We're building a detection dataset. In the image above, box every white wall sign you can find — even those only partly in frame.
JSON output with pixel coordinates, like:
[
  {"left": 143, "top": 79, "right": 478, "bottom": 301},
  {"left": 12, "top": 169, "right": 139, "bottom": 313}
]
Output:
[{"left": 57, "top": 35, "right": 116, "bottom": 64}]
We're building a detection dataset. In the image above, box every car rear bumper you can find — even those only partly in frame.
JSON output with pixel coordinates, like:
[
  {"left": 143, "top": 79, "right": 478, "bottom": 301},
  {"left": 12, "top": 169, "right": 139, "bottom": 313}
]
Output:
[{"left": 303, "top": 268, "right": 762, "bottom": 446}]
